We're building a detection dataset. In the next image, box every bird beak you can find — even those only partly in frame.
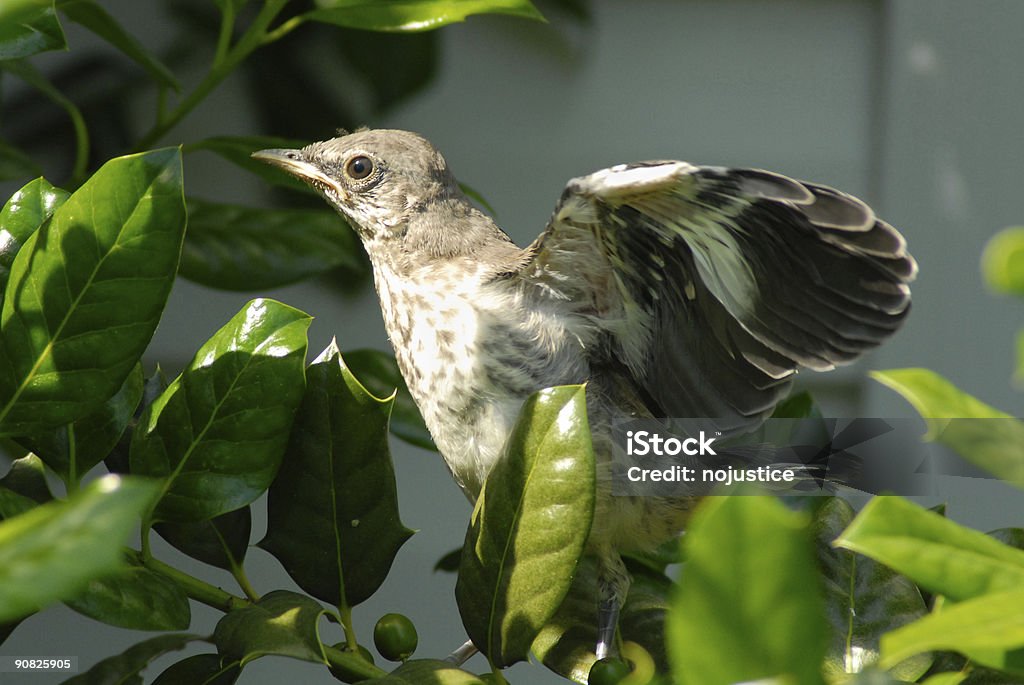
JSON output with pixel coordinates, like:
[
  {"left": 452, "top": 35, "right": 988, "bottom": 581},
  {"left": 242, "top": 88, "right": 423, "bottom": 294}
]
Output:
[{"left": 251, "top": 148, "right": 341, "bottom": 194}]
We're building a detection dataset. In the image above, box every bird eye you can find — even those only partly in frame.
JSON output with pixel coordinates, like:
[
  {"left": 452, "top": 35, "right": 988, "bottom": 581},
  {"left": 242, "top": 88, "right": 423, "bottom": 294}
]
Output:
[{"left": 346, "top": 155, "right": 373, "bottom": 180}]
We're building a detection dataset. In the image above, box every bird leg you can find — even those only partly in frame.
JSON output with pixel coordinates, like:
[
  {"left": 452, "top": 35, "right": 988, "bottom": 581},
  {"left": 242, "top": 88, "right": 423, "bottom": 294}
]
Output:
[
  {"left": 445, "top": 639, "right": 478, "bottom": 665},
  {"left": 595, "top": 550, "right": 631, "bottom": 660}
]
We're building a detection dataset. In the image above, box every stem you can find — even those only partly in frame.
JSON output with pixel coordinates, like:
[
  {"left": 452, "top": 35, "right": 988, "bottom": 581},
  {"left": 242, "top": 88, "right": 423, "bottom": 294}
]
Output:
[
  {"left": 261, "top": 14, "right": 306, "bottom": 44},
  {"left": 230, "top": 560, "right": 260, "bottom": 603},
  {"left": 322, "top": 644, "right": 387, "bottom": 682},
  {"left": 212, "top": 3, "right": 236, "bottom": 68},
  {"left": 65, "top": 424, "right": 79, "bottom": 494},
  {"left": 132, "top": 0, "right": 291, "bottom": 152},
  {"left": 338, "top": 605, "right": 358, "bottom": 647},
  {"left": 135, "top": 551, "right": 250, "bottom": 613}
]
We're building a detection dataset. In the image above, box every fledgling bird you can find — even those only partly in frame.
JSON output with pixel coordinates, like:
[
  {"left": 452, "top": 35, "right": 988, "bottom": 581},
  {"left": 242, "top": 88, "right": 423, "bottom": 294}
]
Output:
[{"left": 254, "top": 129, "right": 916, "bottom": 659}]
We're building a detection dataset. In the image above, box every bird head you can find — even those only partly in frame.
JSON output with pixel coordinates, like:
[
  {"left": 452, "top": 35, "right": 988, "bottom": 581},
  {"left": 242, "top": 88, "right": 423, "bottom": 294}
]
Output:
[{"left": 253, "top": 129, "right": 461, "bottom": 245}]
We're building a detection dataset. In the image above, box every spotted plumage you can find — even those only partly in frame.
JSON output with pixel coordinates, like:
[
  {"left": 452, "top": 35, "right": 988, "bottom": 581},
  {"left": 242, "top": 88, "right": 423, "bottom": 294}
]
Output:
[{"left": 254, "top": 129, "right": 916, "bottom": 660}]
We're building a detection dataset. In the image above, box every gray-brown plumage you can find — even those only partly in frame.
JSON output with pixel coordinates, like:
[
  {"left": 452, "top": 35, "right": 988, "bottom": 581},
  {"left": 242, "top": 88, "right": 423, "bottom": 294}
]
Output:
[{"left": 254, "top": 129, "right": 916, "bottom": 660}]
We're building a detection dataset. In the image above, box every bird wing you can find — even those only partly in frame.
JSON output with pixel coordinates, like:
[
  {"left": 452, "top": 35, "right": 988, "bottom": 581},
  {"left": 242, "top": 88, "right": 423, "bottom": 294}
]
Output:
[{"left": 515, "top": 161, "right": 916, "bottom": 431}]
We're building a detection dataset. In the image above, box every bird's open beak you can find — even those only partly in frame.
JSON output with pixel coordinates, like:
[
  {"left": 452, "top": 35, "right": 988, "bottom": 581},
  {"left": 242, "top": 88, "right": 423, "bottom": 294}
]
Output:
[{"left": 251, "top": 148, "right": 340, "bottom": 195}]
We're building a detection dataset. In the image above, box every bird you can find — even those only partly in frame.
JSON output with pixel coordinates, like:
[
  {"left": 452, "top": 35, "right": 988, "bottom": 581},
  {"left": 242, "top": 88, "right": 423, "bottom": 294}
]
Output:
[{"left": 253, "top": 129, "right": 916, "bottom": 661}]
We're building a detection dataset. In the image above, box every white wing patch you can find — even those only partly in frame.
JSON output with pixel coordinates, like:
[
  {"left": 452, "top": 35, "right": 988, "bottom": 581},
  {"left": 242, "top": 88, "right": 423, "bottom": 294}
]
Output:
[{"left": 577, "top": 162, "right": 696, "bottom": 197}]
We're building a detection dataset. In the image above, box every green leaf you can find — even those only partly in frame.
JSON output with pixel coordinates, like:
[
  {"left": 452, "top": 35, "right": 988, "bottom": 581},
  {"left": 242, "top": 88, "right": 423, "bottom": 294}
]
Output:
[
  {"left": 880, "top": 589, "right": 1024, "bottom": 674},
  {"left": 60, "top": 633, "right": 201, "bottom": 685},
  {"left": 0, "top": 176, "right": 69, "bottom": 304},
  {"left": 982, "top": 226, "right": 1024, "bottom": 296},
  {"left": 667, "top": 494, "right": 827, "bottom": 685},
  {"left": 259, "top": 341, "right": 413, "bottom": 607},
  {"left": 0, "top": 0, "right": 66, "bottom": 59},
  {"left": 306, "top": 0, "right": 545, "bottom": 32},
  {"left": 154, "top": 506, "right": 251, "bottom": 571},
  {"left": 811, "top": 497, "right": 930, "bottom": 680},
  {"left": 65, "top": 560, "right": 191, "bottom": 630},
  {"left": 55, "top": 0, "right": 178, "bottom": 90},
  {"left": 0, "top": 485, "right": 38, "bottom": 519},
  {"left": 359, "top": 659, "right": 486, "bottom": 684},
  {"left": 151, "top": 654, "right": 241, "bottom": 685},
  {"left": 0, "top": 138, "right": 42, "bottom": 181},
  {"left": 344, "top": 348, "right": 433, "bottom": 449},
  {"left": 213, "top": 590, "right": 329, "bottom": 666},
  {"left": 0, "top": 453, "right": 52, "bottom": 504},
  {"left": 455, "top": 385, "right": 594, "bottom": 668},
  {"left": 770, "top": 390, "right": 822, "bottom": 419},
  {"left": 0, "top": 149, "right": 185, "bottom": 436},
  {"left": 434, "top": 547, "right": 460, "bottom": 573},
  {"left": 989, "top": 528, "right": 1024, "bottom": 551},
  {"left": 131, "top": 298, "right": 310, "bottom": 522},
  {"left": 20, "top": 362, "right": 143, "bottom": 485},
  {"left": 872, "top": 369, "right": 1024, "bottom": 488},
  {"left": 188, "top": 135, "right": 312, "bottom": 192},
  {"left": 834, "top": 496, "right": 1024, "bottom": 602},
  {"left": 180, "top": 198, "right": 365, "bottom": 291},
  {"left": 0, "top": 475, "right": 159, "bottom": 623},
  {"left": 533, "top": 557, "right": 671, "bottom": 683}
]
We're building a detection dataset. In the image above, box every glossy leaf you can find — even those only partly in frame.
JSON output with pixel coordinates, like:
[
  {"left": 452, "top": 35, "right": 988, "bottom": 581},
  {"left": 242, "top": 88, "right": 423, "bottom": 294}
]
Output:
[
  {"left": 344, "top": 348, "right": 433, "bottom": 449},
  {"left": 0, "top": 149, "right": 185, "bottom": 436},
  {"left": 22, "top": 362, "right": 143, "bottom": 485},
  {"left": 180, "top": 198, "right": 364, "bottom": 291},
  {"left": 533, "top": 557, "right": 670, "bottom": 683},
  {"left": 0, "top": 475, "right": 159, "bottom": 623},
  {"left": 260, "top": 341, "right": 413, "bottom": 607},
  {"left": 872, "top": 369, "right": 1024, "bottom": 488},
  {"left": 131, "top": 299, "right": 310, "bottom": 522},
  {"left": 213, "top": 590, "right": 329, "bottom": 666},
  {"left": 0, "top": 138, "right": 41, "bottom": 181},
  {"left": 835, "top": 496, "right": 1024, "bottom": 602},
  {"left": 359, "top": 659, "right": 486, "bottom": 684},
  {"left": 155, "top": 506, "right": 251, "bottom": 571},
  {"left": 151, "top": 654, "right": 241, "bottom": 685},
  {"left": 982, "top": 226, "right": 1024, "bottom": 296},
  {"left": 811, "top": 497, "right": 930, "bottom": 680},
  {"left": 188, "top": 135, "right": 311, "bottom": 192},
  {"left": 455, "top": 385, "right": 595, "bottom": 668},
  {"left": 0, "top": 0, "right": 66, "bottom": 59},
  {"left": 57, "top": 0, "right": 179, "bottom": 90},
  {"left": 668, "top": 494, "right": 827, "bottom": 685},
  {"left": 0, "top": 177, "right": 69, "bottom": 303},
  {"left": 0, "top": 453, "right": 52, "bottom": 503},
  {"left": 65, "top": 560, "right": 191, "bottom": 631},
  {"left": 306, "top": 0, "right": 545, "bottom": 32},
  {"left": 60, "top": 633, "right": 201, "bottom": 685},
  {"left": 880, "top": 589, "right": 1024, "bottom": 674}
]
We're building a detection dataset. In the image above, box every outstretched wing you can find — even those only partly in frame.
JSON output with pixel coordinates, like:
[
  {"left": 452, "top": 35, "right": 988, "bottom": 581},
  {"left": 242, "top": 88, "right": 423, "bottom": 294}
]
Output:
[{"left": 516, "top": 161, "right": 916, "bottom": 430}]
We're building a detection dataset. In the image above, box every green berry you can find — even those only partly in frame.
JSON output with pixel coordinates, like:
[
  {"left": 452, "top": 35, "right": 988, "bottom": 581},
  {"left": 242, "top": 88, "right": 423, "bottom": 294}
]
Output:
[
  {"left": 588, "top": 657, "right": 631, "bottom": 685},
  {"left": 373, "top": 613, "right": 418, "bottom": 662}
]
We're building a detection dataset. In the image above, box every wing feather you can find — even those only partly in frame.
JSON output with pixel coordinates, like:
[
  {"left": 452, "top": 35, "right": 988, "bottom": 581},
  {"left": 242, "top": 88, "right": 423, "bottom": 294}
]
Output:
[{"left": 517, "top": 162, "right": 916, "bottom": 430}]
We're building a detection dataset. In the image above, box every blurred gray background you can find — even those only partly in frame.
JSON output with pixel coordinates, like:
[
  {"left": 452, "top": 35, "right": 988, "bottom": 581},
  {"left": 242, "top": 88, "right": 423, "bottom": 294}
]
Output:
[{"left": 2, "top": 0, "right": 1023, "bottom": 683}]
